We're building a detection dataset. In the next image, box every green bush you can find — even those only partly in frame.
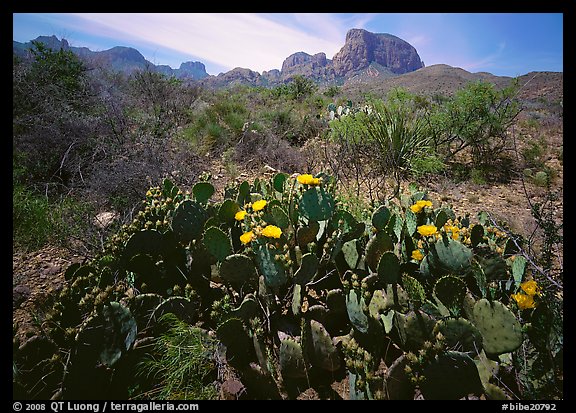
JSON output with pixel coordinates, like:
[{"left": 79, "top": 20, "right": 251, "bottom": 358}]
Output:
[
  {"left": 136, "top": 314, "right": 218, "bottom": 400},
  {"left": 427, "top": 80, "right": 521, "bottom": 175}
]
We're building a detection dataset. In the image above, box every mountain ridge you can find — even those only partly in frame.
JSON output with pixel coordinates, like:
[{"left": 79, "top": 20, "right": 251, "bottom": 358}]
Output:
[
  {"left": 13, "top": 29, "right": 426, "bottom": 86},
  {"left": 13, "top": 32, "right": 563, "bottom": 103}
]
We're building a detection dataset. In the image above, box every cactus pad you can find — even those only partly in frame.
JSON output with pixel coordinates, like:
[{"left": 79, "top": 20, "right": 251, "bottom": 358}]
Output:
[
  {"left": 171, "top": 200, "right": 207, "bottom": 243},
  {"left": 472, "top": 298, "right": 523, "bottom": 355},
  {"left": 433, "top": 317, "right": 483, "bottom": 353},
  {"left": 192, "top": 181, "right": 215, "bottom": 204},
  {"left": 202, "top": 227, "right": 232, "bottom": 262},
  {"left": 219, "top": 254, "right": 258, "bottom": 287},
  {"left": 346, "top": 289, "right": 369, "bottom": 334},
  {"left": 298, "top": 187, "right": 335, "bottom": 221},
  {"left": 420, "top": 351, "right": 483, "bottom": 399},
  {"left": 279, "top": 338, "right": 307, "bottom": 378},
  {"left": 255, "top": 244, "right": 287, "bottom": 289},
  {"left": 308, "top": 320, "right": 341, "bottom": 372},
  {"left": 365, "top": 231, "right": 393, "bottom": 272},
  {"left": 433, "top": 275, "right": 467, "bottom": 315}
]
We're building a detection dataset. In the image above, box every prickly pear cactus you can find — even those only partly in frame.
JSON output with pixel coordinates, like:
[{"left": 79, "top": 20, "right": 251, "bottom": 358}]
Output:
[
  {"left": 255, "top": 244, "right": 287, "bottom": 289},
  {"left": 433, "top": 318, "right": 483, "bottom": 353},
  {"left": 279, "top": 338, "right": 307, "bottom": 378},
  {"left": 307, "top": 319, "right": 341, "bottom": 372},
  {"left": 171, "top": 200, "right": 207, "bottom": 242},
  {"left": 346, "top": 289, "right": 369, "bottom": 334},
  {"left": 365, "top": 231, "right": 393, "bottom": 272},
  {"left": 394, "top": 310, "right": 436, "bottom": 352},
  {"left": 298, "top": 186, "right": 335, "bottom": 222},
  {"left": 293, "top": 253, "right": 318, "bottom": 285},
  {"left": 192, "top": 181, "right": 215, "bottom": 204},
  {"left": 433, "top": 275, "right": 467, "bottom": 316},
  {"left": 419, "top": 351, "right": 483, "bottom": 399},
  {"left": 472, "top": 298, "right": 523, "bottom": 355},
  {"left": 219, "top": 254, "right": 258, "bottom": 287},
  {"left": 377, "top": 251, "right": 400, "bottom": 285},
  {"left": 203, "top": 227, "right": 232, "bottom": 262},
  {"left": 428, "top": 238, "right": 473, "bottom": 276},
  {"left": 371, "top": 205, "right": 391, "bottom": 230}
]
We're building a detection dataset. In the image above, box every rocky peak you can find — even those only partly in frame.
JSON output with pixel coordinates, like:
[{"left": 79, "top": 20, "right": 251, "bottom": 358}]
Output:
[
  {"left": 281, "top": 52, "right": 329, "bottom": 72},
  {"left": 332, "top": 28, "right": 424, "bottom": 76}
]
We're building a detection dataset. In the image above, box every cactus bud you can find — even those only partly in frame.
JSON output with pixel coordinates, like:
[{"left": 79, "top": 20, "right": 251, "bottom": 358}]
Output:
[{"left": 406, "top": 352, "right": 418, "bottom": 363}]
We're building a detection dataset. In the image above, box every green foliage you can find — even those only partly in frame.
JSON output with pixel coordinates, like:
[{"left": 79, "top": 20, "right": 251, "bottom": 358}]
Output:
[
  {"left": 12, "top": 177, "right": 93, "bottom": 250},
  {"left": 328, "top": 90, "right": 433, "bottom": 195},
  {"left": 427, "top": 80, "right": 521, "bottom": 175},
  {"left": 136, "top": 314, "right": 218, "bottom": 399},
  {"left": 14, "top": 171, "right": 561, "bottom": 400}
]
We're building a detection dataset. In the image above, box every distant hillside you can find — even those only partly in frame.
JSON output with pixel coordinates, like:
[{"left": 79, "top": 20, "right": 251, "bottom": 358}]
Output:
[
  {"left": 13, "top": 34, "right": 562, "bottom": 104},
  {"left": 13, "top": 35, "right": 209, "bottom": 80},
  {"left": 341, "top": 64, "right": 563, "bottom": 104}
]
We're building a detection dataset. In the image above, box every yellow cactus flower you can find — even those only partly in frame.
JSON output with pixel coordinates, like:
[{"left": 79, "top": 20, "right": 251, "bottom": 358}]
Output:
[
  {"left": 443, "top": 224, "right": 460, "bottom": 240},
  {"left": 511, "top": 292, "right": 537, "bottom": 310},
  {"left": 297, "top": 174, "right": 321, "bottom": 185},
  {"left": 261, "top": 225, "right": 282, "bottom": 239},
  {"left": 520, "top": 280, "right": 540, "bottom": 296},
  {"left": 411, "top": 250, "right": 424, "bottom": 261},
  {"left": 235, "top": 210, "right": 247, "bottom": 221},
  {"left": 252, "top": 199, "right": 267, "bottom": 211},
  {"left": 240, "top": 231, "right": 255, "bottom": 244},
  {"left": 410, "top": 200, "right": 433, "bottom": 213},
  {"left": 417, "top": 224, "right": 438, "bottom": 237}
]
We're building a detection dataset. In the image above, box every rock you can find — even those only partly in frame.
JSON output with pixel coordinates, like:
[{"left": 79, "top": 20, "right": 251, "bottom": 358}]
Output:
[
  {"left": 332, "top": 29, "right": 424, "bottom": 77},
  {"left": 280, "top": 52, "right": 332, "bottom": 81},
  {"left": 94, "top": 211, "right": 119, "bottom": 229},
  {"left": 41, "top": 263, "right": 61, "bottom": 278},
  {"left": 13, "top": 285, "right": 31, "bottom": 309},
  {"left": 220, "top": 379, "right": 246, "bottom": 400},
  {"left": 201, "top": 67, "right": 262, "bottom": 88}
]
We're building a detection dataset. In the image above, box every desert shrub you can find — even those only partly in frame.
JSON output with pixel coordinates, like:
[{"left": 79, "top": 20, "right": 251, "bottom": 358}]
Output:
[
  {"left": 427, "top": 80, "right": 521, "bottom": 177},
  {"left": 13, "top": 41, "right": 98, "bottom": 189},
  {"left": 328, "top": 90, "right": 432, "bottom": 197},
  {"left": 233, "top": 129, "right": 306, "bottom": 173}
]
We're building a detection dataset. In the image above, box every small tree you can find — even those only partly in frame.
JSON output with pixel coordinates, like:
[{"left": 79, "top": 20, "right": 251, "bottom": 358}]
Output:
[
  {"left": 287, "top": 75, "right": 317, "bottom": 101},
  {"left": 427, "top": 80, "right": 521, "bottom": 176}
]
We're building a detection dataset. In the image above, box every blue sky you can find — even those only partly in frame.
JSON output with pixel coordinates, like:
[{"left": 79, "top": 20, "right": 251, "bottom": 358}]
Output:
[{"left": 12, "top": 13, "right": 563, "bottom": 78}]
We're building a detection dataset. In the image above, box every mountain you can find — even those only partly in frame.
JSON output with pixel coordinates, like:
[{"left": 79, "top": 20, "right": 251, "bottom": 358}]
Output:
[
  {"left": 13, "top": 35, "right": 209, "bottom": 80},
  {"left": 12, "top": 31, "right": 562, "bottom": 103},
  {"left": 200, "top": 28, "right": 425, "bottom": 87},
  {"left": 332, "top": 29, "right": 424, "bottom": 76}
]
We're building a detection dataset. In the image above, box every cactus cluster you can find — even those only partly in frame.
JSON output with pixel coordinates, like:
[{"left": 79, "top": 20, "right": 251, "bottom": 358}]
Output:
[{"left": 15, "top": 172, "right": 539, "bottom": 400}]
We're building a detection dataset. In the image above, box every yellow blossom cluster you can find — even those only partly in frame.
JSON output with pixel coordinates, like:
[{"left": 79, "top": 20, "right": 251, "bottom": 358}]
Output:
[
  {"left": 235, "top": 199, "right": 268, "bottom": 223},
  {"left": 235, "top": 210, "right": 247, "bottom": 221},
  {"left": 297, "top": 174, "right": 322, "bottom": 186},
  {"left": 417, "top": 224, "right": 438, "bottom": 237},
  {"left": 411, "top": 249, "right": 424, "bottom": 261},
  {"left": 236, "top": 198, "right": 280, "bottom": 244},
  {"left": 443, "top": 223, "right": 460, "bottom": 240},
  {"left": 240, "top": 225, "right": 283, "bottom": 244},
  {"left": 410, "top": 200, "right": 433, "bottom": 213},
  {"left": 511, "top": 279, "right": 541, "bottom": 310}
]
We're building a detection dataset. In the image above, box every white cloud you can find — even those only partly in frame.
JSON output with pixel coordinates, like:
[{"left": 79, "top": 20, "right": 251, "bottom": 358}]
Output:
[{"left": 67, "top": 13, "right": 350, "bottom": 73}]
